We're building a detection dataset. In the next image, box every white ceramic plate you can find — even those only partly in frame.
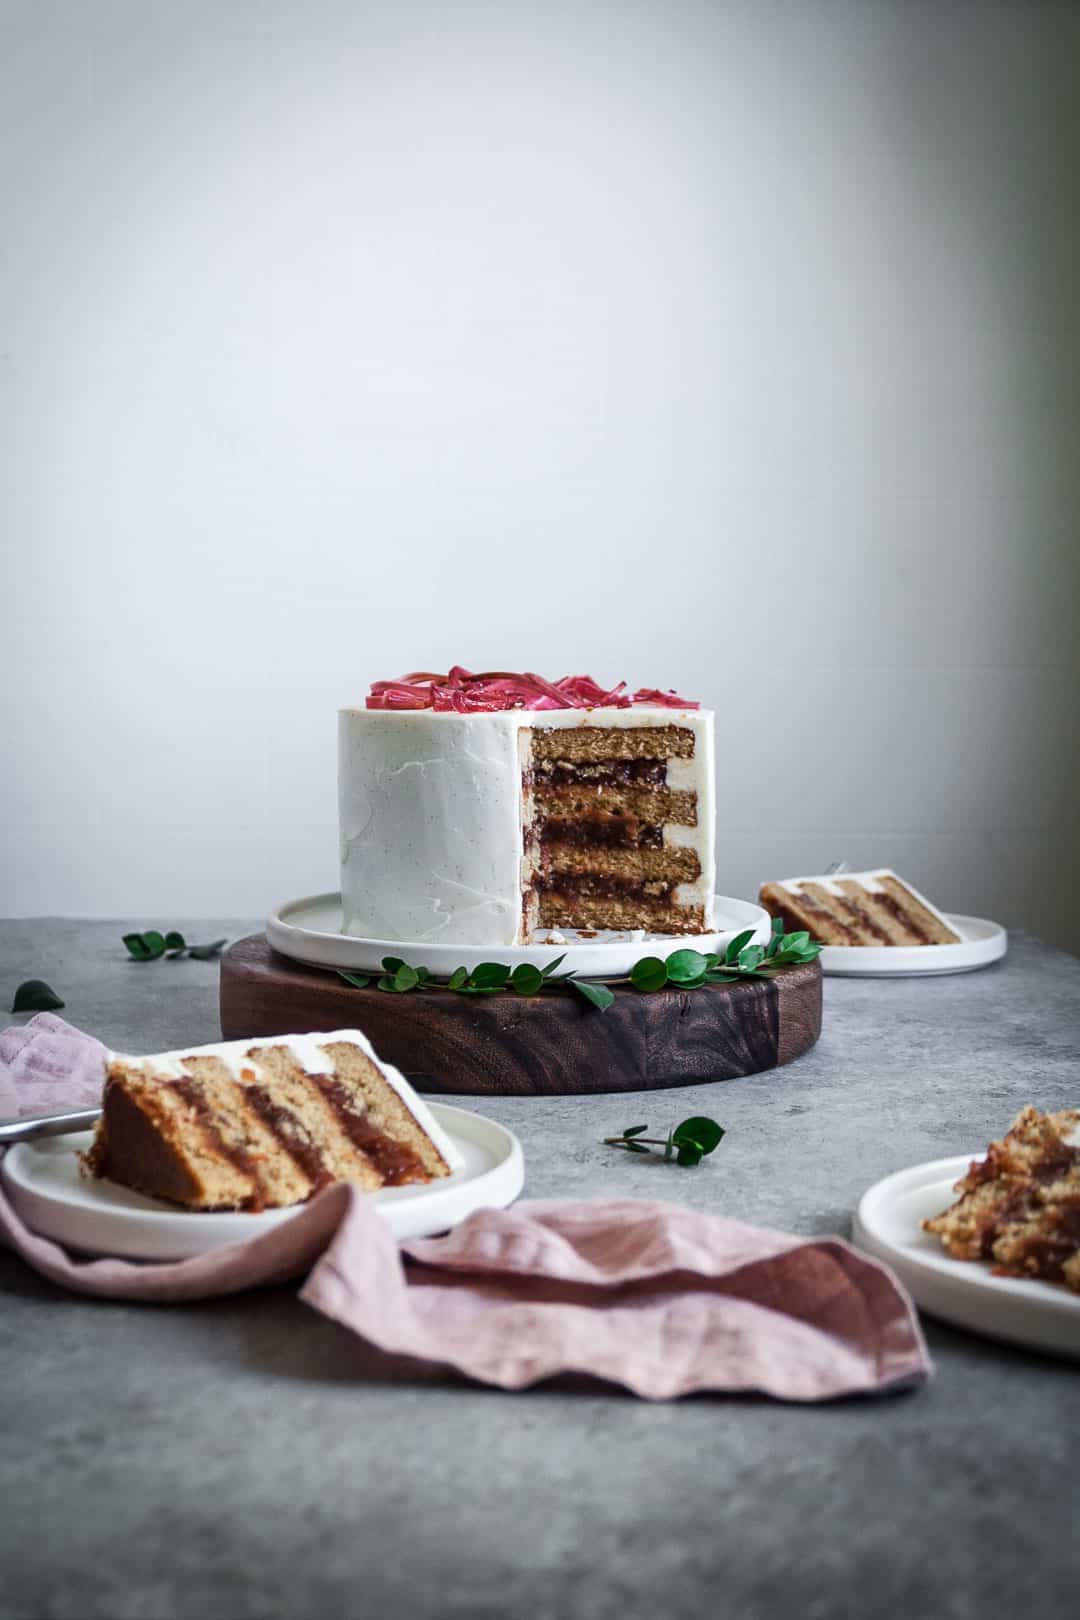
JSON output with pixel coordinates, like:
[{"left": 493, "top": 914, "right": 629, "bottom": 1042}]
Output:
[
  {"left": 854, "top": 1154, "right": 1080, "bottom": 1359},
  {"left": 266, "top": 891, "right": 772, "bottom": 980},
  {"left": 0, "top": 1104, "right": 523, "bottom": 1262},
  {"left": 821, "top": 914, "right": 1007, "bottom": 978}
]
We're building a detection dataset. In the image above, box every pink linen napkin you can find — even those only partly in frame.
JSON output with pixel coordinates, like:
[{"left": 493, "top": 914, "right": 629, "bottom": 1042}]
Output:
[{"left": 0, "top": 1015, "right": 930, "bottom": 1401}]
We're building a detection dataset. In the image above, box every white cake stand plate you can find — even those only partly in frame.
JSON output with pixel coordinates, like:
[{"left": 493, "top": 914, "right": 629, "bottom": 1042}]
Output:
[
  {"left": 267, "top": 892, "right": 772, "bottom": 980},
  {"left": 820, "top": 915, "right": 1007, "bottom": 978}
]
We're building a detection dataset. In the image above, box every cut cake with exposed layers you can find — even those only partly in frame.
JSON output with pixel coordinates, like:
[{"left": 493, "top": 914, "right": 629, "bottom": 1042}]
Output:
[
  {"left": 923, "top": 1106, "right": 1080, "bottom": 1292},
  {"left": 82, "top": 1030, "right": 462, "bottom": 1212},
  {"left": 758, "top": 868, "right": 960, "bottom": 947},
  {"left": 340, "top": 672, "right": 715, "bottom": 946}
]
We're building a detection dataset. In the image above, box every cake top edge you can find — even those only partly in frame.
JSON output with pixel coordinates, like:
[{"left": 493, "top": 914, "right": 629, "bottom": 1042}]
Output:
[{"left": 363, "top": 669, "right": 700, "bottom": 712}]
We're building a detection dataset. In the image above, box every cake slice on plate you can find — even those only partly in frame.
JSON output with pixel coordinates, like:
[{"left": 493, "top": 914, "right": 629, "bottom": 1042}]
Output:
[
  {"left": 82, "top": 1030, "right": 462, "bottom": 1212},
  {"left": 923, "top": 1106, "right": 1080, "bottom": 1292},
  {"left": 758, "top": 868, "right": 961, "bottom": 947}
]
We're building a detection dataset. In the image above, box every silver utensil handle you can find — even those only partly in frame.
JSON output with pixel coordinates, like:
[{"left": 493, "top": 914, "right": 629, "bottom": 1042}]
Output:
[{"left": 0, "top": 1107, "right": 102, "bottom": 1144}]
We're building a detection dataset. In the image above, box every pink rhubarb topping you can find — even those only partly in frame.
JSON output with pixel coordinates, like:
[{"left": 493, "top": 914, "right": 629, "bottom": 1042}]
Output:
[{"left": 366, "top": 668, "right": 699, "bottom": 712}]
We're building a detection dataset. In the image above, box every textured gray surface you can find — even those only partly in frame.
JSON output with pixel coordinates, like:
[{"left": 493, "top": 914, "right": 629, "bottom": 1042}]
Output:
[{"left": 1, "top": 919, "right": 1078, "bottom": 1620}]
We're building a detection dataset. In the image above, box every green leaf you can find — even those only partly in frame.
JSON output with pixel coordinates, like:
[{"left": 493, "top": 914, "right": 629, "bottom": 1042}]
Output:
[
  {"left": 623, "top": 1125, "right": 649, "bottom": 1138},
  {"left": 675, "top": 1142, "right": 704, "bottom": 1167},
  {"left": 665, "top": 948, "right": 709, "bottom": 983},
  {"left": 571, "top": 978, "right": 615, "bottom": 1011},
  {"left": 122, "top": 932, "right": 153, "bottom": 960},
  {"left": 381, "top": 956, "right": 405, "bottom": 974},
  {"left": 724, "top": 928, "right": 755, "bottom": 965},
  {"left": 471, "top": 962, "right": 511, "bottom": 989},
  {"left": 163, "top": 931, "right": 186, "bottom": 951},
  {"left": 414, "top": 966, "right": 430, "bottom": 984},
  {"left": 187, "top": 939, "right": 227, "bottom": 960},
  {"left": 393, "top": 963, "right": 420, "bottom": 992},
  {"left": 706, "top": 969, "right": 739, "bottom": 983},
  {"left": 377, "top": 975, "right": 399, "bottom": 992},
  {"left": 540, "top": 954, "right": 568, "bottom": 979},
  {"left": 630, "top": 956, "right": 668, "bottom": 992},
  {"left": 510, "top": 963, "right": 544, "bottom": 995},
  {"left": 338, "top": 970, "right": 371, "bottom": 988},
  {"left": 672, "top": 972, "right": 709, "bottom": 990},
  {"left": 621, "top": 1140, "right": 650, "bottom": 1154},
  {"left": 447, "top": 967, "right": 469, "bottom": 991},
  {"left": 674, "top": 1116, "right": 725, "bottom": 1155},
  {"left": 11, "top": 978, "right": 65, "bottom": 1013},
  {"left": 737, "top": 943, "right": 765, "bottom": 971},
  {"left": 781, "top": 930, "right": 810, "bottom": 954},
  {"left": 142, "top": 930, "right": 167, "bottom": 959},
  {"left": 664, "top": 1132, "right": 674, "bottom": 1162}
]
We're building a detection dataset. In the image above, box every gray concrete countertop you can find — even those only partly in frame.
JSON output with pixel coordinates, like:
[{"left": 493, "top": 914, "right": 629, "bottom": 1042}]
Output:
[{"left": 1, "top": 919, "right": 1078, "bottom": 1620}]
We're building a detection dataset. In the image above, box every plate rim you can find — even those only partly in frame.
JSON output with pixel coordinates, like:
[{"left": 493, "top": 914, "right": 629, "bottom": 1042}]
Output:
[
  {"left": 853, "top": 1152, "right": 1080, "bottom": 1354},
  {"left": 0, "top": 1102, "right": 524, "bottom": 1259},
  {"left": 821, "top": 914, "right": 1007, "bottom": 978}
]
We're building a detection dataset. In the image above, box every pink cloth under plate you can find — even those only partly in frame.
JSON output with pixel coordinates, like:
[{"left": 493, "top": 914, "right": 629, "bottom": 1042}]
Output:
[{"left": 0, "top": 1014, "right": 931, "bottom": 1401}]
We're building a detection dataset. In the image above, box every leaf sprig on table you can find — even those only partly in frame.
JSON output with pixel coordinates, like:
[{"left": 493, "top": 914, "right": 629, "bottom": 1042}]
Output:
[
  {"left": 629, "top": 919, "right": 821, "bottom": 993},
  {"left": 605, "top": 1115, "right": 726, "bottom": 1167},
  {"left": 340, "top": 954, "right": 616, "bottom": 1011},
  {"left": 122, "top": 931, "right": 228, "bottom": 962}
]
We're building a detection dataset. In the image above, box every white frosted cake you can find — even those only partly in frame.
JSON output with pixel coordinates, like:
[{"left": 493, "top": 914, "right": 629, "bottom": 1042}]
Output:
[{"left": 339, "top": 669, "right": 715, "bottom": 946}]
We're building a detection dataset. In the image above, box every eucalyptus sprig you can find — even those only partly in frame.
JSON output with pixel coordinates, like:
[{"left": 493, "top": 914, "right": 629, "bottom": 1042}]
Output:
[
  {"left": 122, "top": 931, "right": 228, "bottom": 962},
  {"left": 629, "top": 918, "right": 820, "bottom": 994},
  {"left": 605, "top": 1116, "right": 726, "bottom": 1167},
  {"left": 340, "top": 954, "right": 616, "bottom": 1011}
]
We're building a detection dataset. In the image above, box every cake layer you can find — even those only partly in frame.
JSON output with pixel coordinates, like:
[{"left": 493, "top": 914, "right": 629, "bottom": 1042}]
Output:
[
  {"left": 538, "top": 894, "right": 707, "bottom": 933},
  {"left": 83, "top": 1031, "right": 461, "bottom": 1211},
  {"left": 533, "top": 784, "right": 698, "bottom": 826},
  {"left": 531, "top": 725, "right": 695, "bottom": 763},
  {"left": 541, "top": 843, "right": 700, "bottom": 883}
]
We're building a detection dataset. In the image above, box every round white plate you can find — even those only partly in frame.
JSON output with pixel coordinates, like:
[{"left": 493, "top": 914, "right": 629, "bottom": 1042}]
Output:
[
  {"left": 0, "top": 1104, "right": 523, "bottom": 1262},
  {"left": 821, "top": 914, "right": 1007, "bottom": 978},
  {"left": 854, "top": 1154, "right": 1080, "bottom": 1359},
  {"left": 266, "top": 891, "right": 771, "bottom": 980}
]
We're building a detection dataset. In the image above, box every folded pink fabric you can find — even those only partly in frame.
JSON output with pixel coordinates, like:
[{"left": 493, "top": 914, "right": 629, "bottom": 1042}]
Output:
[
  {"left": 0, "top": 1015, "right": 931, "bottom": 1400},
  {"left": 0, "top": 1011, "right": 108, "bottom": 1118}
]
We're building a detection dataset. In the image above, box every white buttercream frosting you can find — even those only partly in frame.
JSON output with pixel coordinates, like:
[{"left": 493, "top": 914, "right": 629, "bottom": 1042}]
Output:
[
  {"left": 338, "top": 706, "right": 716, "bottom": 946},
  {"left": 110, "top": 1029, "right": 464, "bottom": 1173}
]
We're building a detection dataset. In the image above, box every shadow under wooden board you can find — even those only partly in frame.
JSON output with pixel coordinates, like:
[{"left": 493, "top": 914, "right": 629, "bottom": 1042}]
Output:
[{"left": 219, "top": 935, "right": 822, "bottom": 1096}]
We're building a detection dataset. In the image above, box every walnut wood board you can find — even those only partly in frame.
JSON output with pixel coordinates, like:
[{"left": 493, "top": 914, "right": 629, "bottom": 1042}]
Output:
[{"left": 219, "top": 935, "right": 821, "bottom": 1096}]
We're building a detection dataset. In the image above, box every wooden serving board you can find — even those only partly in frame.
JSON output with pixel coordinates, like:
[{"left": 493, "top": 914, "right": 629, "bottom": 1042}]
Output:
[{"left": 219, "top": 935, "right": 822, "bottom": 1096}]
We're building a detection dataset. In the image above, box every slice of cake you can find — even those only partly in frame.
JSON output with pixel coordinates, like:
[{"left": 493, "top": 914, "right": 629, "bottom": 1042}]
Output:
[
  {"left": 758, "top": 869, "right": 960, "bottom": 946},
  {"left": 341, "top": 668, "right": 714, "bottom": 945},
  {"left": 923, "top": 1106, "right": 1080, "bottom": 1292},
  {"left": 82, "top": 1030, "right": 462, "bottom": 1212}
]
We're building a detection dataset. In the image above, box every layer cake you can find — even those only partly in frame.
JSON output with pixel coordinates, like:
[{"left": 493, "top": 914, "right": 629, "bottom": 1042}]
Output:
[
  {"left": 341, "top": 669, "right": 715, "bottom": 945},
  {"left": 82, "top": 1030, "right": 462, "bottom": 1211},
  {"left": 759, "top": 869, "right": 960, "bottom": 947}
]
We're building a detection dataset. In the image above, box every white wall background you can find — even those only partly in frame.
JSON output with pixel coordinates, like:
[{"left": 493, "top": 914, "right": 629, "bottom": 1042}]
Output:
[{"left": 3, "top": 0, "right": 1078, "bottom": 945}]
